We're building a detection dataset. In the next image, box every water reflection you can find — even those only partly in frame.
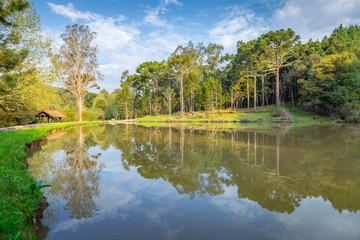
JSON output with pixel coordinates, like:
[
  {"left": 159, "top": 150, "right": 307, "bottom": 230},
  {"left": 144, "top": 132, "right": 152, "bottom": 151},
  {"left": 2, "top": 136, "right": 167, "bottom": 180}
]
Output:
[
  {"left": 29, "top": 127, "right": 103, "bottom": 224},
  {"left": 27, "top": 124, "right": 360, "bottom": 239}
]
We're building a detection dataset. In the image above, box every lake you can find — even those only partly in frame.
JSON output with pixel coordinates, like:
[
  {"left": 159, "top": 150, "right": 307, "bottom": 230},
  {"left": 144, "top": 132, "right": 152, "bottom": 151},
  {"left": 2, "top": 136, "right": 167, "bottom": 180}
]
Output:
[{"left": 27, "top": 124, "right": 360, "bottom": 240}]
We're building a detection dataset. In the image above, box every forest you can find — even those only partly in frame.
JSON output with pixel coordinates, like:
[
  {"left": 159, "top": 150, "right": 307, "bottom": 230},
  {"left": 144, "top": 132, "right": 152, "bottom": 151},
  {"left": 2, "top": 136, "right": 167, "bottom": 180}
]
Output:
[{"left": 1, "top": 1, "right": 360, "bottom": 127}]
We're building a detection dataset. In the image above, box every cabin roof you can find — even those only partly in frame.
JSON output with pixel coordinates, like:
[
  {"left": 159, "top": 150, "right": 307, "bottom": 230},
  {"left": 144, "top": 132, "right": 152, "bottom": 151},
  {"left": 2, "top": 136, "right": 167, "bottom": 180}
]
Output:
[{"left": 35, "top": 110, "right": 67, "bottom": 118}]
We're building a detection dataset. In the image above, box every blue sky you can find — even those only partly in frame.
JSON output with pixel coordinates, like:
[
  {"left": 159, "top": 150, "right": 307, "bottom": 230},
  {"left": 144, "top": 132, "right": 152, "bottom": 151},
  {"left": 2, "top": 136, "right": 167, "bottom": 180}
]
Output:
[{"left": 34, "top": 0, "right": 360, "bottom": 92}]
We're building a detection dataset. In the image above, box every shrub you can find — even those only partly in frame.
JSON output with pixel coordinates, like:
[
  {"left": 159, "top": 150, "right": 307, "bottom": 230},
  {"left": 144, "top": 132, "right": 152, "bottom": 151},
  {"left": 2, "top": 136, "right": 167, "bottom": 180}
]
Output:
[{"left": 279, "top": 109, "right": 294, "bottom": 120}]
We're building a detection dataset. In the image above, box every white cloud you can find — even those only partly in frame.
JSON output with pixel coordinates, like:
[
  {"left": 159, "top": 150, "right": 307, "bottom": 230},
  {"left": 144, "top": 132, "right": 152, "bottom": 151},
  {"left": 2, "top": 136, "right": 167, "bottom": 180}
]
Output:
[
  {"left": 143, "top": 0, "right": 182, "bottom": 28},
  {"left": 208, "top": 0, "right": 360, "bottom": 54},
  {"left": 144, "top": 7, "right": 169, "bottom": 27},
  {"left": 272, "top": 0, "right": 360, "bottom": 41},
  {"left": 47, "top": 2, "right": 98, "bottom": 22},
  {"left": 164, "top": 0, "right": 182, "bottom": 7},
  {"left": 209, "top": 7, "right": 269, "bottom": 53},
  {"left": 47, "top": 1, "right": 190, "bottom": 92}
]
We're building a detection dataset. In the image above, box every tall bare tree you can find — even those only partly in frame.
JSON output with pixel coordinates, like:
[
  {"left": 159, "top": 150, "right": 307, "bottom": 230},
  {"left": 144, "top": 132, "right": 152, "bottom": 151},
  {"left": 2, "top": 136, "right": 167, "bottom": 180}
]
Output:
[{"left": 57, "top": 24, "right": 101, "bottom": 121}]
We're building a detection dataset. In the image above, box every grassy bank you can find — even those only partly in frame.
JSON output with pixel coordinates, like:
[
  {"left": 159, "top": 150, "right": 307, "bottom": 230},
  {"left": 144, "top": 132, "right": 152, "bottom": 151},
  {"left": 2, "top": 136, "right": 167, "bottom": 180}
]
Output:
[
  {"left": 0, "top": 121, "right": 109, "bottom": 239},
  {"left": 135, "top": 105, "right": 335, "bottom": 124}
]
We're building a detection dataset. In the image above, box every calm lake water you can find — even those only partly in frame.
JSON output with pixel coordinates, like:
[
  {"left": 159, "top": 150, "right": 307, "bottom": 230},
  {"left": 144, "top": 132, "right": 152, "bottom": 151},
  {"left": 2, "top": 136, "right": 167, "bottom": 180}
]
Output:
[{"left": 27, "top": 124, "right": 360, "bottom": 240}]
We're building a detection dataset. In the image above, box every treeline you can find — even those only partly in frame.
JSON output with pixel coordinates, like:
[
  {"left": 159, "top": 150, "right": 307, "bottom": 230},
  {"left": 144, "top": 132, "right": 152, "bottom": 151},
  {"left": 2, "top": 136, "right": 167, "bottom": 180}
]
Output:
[
  {"left": 109, "top": 24, "right": 360, "bottom": 120},
  {"left": 1, "top": 0, "right": 360, "bottom": 126},
  {"left": 57, "top": 24, "right": 360, "bottom": 122}
]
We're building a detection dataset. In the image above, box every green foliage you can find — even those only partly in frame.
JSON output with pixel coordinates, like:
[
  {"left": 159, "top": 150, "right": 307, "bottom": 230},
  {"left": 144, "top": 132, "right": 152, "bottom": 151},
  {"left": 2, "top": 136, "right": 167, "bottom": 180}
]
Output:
[
  {"left": 202, "top": 76, "right": 222, "bottom": 114},
  {"left": 184, "top": 72, "right": 200, "bottom": 112},
  {"left": 29, "top": 180, "right": 50, "bottom": 194},
  {"left": 117, "top": 81, "right": 134, "bottom": 119},
  {"left": 0, "top": 1, "right": 59, "bottom": 127},
  {"left": 84, "top": 92, "right": 97, "bottom": 108},
  {"left": 300, "top": 53, "right": 360, "bottom": 118}
]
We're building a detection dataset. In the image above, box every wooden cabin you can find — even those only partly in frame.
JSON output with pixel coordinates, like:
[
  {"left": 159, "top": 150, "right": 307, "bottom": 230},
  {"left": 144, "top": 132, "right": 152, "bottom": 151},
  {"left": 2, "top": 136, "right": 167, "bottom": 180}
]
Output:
[{"left": 35, "top": 110, "right": 67, "bottom": 123}]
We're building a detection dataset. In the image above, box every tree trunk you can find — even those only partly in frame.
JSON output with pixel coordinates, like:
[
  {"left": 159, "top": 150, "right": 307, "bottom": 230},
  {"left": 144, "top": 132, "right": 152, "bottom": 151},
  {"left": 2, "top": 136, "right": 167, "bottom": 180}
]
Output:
[
  {"left": 261, "top": 73, "right": 265, "bottom": 106},
  {"left": 156, "top": 76, "right": 159, "bottom": 95},
  {"left": 168, "top": 96, "right": 171, "bottom": 117},
  {"left": 246, "top": 66, "right": 249, "bottom": 109},
  {"left": 211, "top": 90, "right": 214, "bottom": 119},
  {"left": 149, "top": 97, "right": 152, "bottom": 116},
  {"left": 254, "top": 71, "right": 257, "bottom": 111},
  {"left": 180, "top": 76, "right": 184, "bottom": 118},
  {"left": 191, "top": 90, "right": 194, "bottom": 116},
  {"left": 276, "top": 129, "right": 280, "bottom": 176},
  {"left": 125, "top": 100, "right": 128, "bottom": 120},
  {"left": 276, "top": 53, "right": 280, "bottom": 114},
  {"left": 78, "top": 96, "right": 83, "bottom": 122}
]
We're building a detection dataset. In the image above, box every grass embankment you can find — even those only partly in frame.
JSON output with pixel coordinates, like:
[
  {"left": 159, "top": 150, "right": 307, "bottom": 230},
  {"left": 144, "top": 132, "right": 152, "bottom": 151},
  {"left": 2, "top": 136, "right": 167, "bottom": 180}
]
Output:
[
  {"left": 0, "top": 121, "right": 109, "bottom": 240},
  {"left": 135, "top": 105, "right": 334, "bottom": 124}
]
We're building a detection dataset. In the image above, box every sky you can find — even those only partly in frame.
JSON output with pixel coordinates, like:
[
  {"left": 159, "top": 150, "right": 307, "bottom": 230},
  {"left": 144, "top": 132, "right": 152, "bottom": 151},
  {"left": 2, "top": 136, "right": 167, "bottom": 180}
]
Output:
[{"left": 34, "top": 0, "right": 360, "bottom": 92}]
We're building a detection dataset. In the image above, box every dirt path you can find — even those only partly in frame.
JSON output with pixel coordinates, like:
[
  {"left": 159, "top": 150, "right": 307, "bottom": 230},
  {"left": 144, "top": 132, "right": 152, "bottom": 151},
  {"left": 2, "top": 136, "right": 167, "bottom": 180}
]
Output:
[{"left": 0, "top": 123, "right": 49, "bottom": 132}]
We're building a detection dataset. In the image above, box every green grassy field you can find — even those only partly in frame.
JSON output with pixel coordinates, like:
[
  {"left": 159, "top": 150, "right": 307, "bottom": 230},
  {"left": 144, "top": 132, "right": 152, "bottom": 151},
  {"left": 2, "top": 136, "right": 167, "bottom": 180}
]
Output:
[
  {"left": 0, "top": 121, "right": 109, "bottom": 240},
  {"left": 135, "top": 105, "right": 335, "bottom": 124}
]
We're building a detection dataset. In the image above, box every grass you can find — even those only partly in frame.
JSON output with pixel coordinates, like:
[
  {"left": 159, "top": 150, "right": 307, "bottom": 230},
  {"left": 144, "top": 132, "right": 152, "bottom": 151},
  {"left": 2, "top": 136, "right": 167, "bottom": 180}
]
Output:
[
  {"left": 0, "top": 121, "right": 109, "bottom": 240},
  {"left": 135, "top": 105, "right": 335, "bottom": 124}
]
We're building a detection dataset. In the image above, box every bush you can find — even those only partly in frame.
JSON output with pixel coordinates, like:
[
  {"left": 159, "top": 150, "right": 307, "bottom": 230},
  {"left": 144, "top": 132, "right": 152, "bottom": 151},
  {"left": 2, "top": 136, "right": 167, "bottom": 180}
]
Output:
[{"left": 279, "top": 109, "right": 294, "bottom": 120}]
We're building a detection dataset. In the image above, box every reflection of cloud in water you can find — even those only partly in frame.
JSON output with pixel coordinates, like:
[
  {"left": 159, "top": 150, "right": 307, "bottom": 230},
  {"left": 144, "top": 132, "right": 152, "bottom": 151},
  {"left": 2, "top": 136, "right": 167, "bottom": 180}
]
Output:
[
  {"left": 272, "top": 197, "right": 360, "bottom": 240},
  {"left": 146, "top": 207, "right": 183, "bottom": 240},
  {"left": 52, "top": 185, "right": 139, "bottom": 233},
  {"left": 210, "top": 186, "right": 263, "bottom": 222},
  {"left": 211, "top": 187, "right": 360, "bottom": 240},
  {"left": 50, "top": 148, "right": 184, "bottom": 237},
  {"left": 102, "top": 149, "right": 185, "bottom": 239}
]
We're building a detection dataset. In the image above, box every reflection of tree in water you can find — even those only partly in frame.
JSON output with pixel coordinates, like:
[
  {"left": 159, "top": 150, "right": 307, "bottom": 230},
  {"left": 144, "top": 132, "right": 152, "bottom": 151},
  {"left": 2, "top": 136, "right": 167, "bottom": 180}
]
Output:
[
  {"left": 103, "top": 124, "right": 360, "bottom": 214},
  {"left": 33, "top": 127, "right": 103, "bottom": 220},
  {"left": 28, "top": 124, "right": 360, "bottom": 217},
  {"left": 60, "top": 127, "right": 102, "bottom": 219}
]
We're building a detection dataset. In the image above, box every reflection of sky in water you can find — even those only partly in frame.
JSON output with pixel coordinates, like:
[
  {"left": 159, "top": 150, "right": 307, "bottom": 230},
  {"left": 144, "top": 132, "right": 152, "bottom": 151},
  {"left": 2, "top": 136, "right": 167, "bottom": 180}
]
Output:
[
  {"left": 38, "top": 146, "right": 360, "bottom": 240},
  {"left": 29, "top": 126, "right": 360, "bottom": 240}
]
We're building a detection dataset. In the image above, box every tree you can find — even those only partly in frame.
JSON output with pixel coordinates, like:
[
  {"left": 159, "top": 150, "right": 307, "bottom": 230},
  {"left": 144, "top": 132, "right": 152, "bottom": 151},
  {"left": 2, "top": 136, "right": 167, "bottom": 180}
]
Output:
[
  {"left": 202, "top": 76, "right": 222, "bottom": 119},
  {"left": 0, "top": 0, "right": 60, "bottom": 126},
  {"left": 135, "top": 61, "right": 164, "bottom": 115},
  {"left": 205, "top": 43, "right": 224, "bottom": 76},
  {"left": 91, "top": 93, "right": 107, "bottom": 120},
  {"left": 234, "top": 41, "right": 253, "bottom": 109},
  {"left": 165, "top": 86, "right": 174, "bottom": 117},
  {"left": 184, "top": 72, "right": 200, "bottom": 115},
  {"left": 260, "top": 28, "right": 301, "bottom": 114},
  {"left": 299, "top": 53, "right": 360, "bottom": 118},
  {"left": 167, "top": 54, "right": 193, "bottom": 118},
  {"left": 57, "top": 24, "right": 101, "bottom": 121},
  {"left": 118, "top": 82, "right": 133, "bottom": 120},
  {"left": 248, "top": 39, "right": 269, "bottom": 110},
  {"left": 0, "top": 0, "right": 28, "bottom": 26}
]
